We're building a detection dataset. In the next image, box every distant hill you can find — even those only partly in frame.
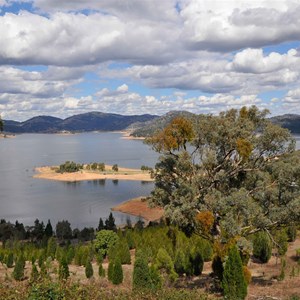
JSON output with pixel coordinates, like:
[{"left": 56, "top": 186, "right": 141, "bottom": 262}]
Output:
[
  {"left": 270, "top": 114, "right": 300, "bottom": 134},
  {"left": 3, "top": 112, "right": 158, "bottom": 133},
  {"left": 130, "top": 111, "right": 196, "bottom": 137}
]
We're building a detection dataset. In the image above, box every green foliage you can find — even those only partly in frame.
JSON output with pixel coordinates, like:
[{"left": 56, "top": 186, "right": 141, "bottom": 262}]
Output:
[
  {"left": 253, "top": 232, "right": 272, "bottom": 263},
  {"left": 278, "top": 257, "right": 286, "bottom": 281},
  {"left": 133, "top": 250, "right": 151, "bottom": 290},
  {"left": 13, "top": 255, "right": 25, "bottom": 281},
  {"left": 6, "top": 252, "right": 14, "bottom": 268},
  {"left": 85, "top": 260, "right": 94, "bottom": 279},
  {"left": 222, "top": 246, "right": 247, "bottom": 300},
  {"left": 287, "top": 225, "right": 297, "bottom": 242},
  {"left": 58, "top": 256, "right": 69, "bottom": 280},
  {"left": 148, "top": 106, "right": 299, "bottom": 241},
  {"left": 31, "top": 262, "right": 39, "bottom": 282},
  {"left": 46, "top": 237, "right": 57, "bottom": 259},
  {"left": 98, "top": 263, "right": 105, "bottom": 278},
  {"left": 105, "top": 212, "right": 117, "bottom": 231},
  {"left": 111, "top": 258, "right": 123, "bottom": 285},
  {"left": 155, "top": 248, "right": 178, "bottom": 283},
  {"left": 112, "top": 164, "right": 119, "bottom": 172},
  {"left": 107, "top": 259, "right": 114, "bottom": 282},
  {"left": 44, "top": 219, "right": 53, "bottom": 237},
  {"left": 58, "top": 161, "right": 83, "bottom": 173},
  {"left": 56, "top": 220, "right": 72, "bottom": 240},
  {"left": 274, "top": 229, "right": 288, "bottom": 256},
  {"left": 94, "top": 229, "right": 119, "bottom": 258},
  {"left": 109, "top": 238, "right": 131, "bottom": 264}
]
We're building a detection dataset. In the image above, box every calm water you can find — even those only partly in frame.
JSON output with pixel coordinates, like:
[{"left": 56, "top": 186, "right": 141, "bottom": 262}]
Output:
[
  {"left": 0, "top": 133, "right": 299, "bottom": 229},
  {"left": 0, "top": 133, "right": 159, "bottom": 229}
]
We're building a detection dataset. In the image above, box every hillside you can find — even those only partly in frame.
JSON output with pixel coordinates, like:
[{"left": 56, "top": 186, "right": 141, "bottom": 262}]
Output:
[
  {"left": 270, "top": 114, "right": 300, "bottom": 134},
  {"left": 130, "top": 111, "right": 196, "bottom": 137},
  {"left": 3, "top": 112, "right": 158, "bottom": 133}
]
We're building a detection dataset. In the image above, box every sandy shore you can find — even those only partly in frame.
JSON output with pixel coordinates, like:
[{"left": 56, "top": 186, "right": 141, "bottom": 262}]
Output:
[
  {"left": 33, "top": 165, "right": 153, "bottom": 182},
  {"left": 112, "top": 197, "right": 164, "bottom": 222},
  {"left": 0, "top": 134, "right": 15, "bottom": 138}
]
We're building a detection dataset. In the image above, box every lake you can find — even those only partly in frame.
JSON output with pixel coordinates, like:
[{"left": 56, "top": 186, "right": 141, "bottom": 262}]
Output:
[
  {"left": 0, "top": 133, "right": 159, "bottom": 229},
  {"left": 0, "top": 133, "right": 299, "bottom": 230}
]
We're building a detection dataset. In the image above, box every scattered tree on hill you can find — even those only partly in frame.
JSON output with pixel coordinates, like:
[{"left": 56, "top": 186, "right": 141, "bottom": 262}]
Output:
[
  {"left": 44, "top": 220, "right": 53, "bottom": 238},
  {"left": 253, "top": 232, "right": 272, "bottom": 263},
  {"left": 56, "top": 220, "right": 72, "bottom": 240},
  {"left": 105, "top": 213, "right": 116, "bottom": 231},
  {"left": 85, "top": 260, "right": 94, "bottom": 279},
  {"left": 58, "top": 256, "right": 69, "bottom": 280},
  {"left": 222, "top": 245, "right": 247, "bottom": 300},
  {"left": 13, "top": 255, "right": 25, "bottom": 281},
  {"left": 94, "top": 230, "right": 119, "bottom": 258},
  {"left": 98, "top": 218, "right": 105, "bottom": 231},
  {"left": 147, "top": 106, "right": 300, "bottom": 242}
]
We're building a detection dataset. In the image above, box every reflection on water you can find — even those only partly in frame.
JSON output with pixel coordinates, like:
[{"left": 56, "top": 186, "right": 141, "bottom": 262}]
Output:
[{"left": 0, "top": 133, "right": 158, "bottom": 228}]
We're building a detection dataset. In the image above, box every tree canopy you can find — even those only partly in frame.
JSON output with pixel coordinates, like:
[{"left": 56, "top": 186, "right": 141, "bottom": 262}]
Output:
[{"left": 147, "top": 106, "right": 300, "bottom": 241}]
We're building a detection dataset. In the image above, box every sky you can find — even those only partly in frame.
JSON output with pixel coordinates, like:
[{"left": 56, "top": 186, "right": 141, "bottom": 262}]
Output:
[{"left": 1, "top": 0, "right": 300, "bottom": 121}]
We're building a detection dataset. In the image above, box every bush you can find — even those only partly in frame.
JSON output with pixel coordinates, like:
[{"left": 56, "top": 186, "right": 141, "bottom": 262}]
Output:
[
  {"left": 155, "top": 248, "right": 178, "bottom": 283},
  {"left": 30, "top": 263, "right": 39, "bottom": 282},
  {"left": 275, "top": 229, "right": 288, "bottom": 256},
  {"left": 222, "top": 246, "right": 247, "bottom": 300},
  {"left": 85, "top": 260, "right": 94, "bottom": 279},
  {"left": 287, "top": 226, "right": 297, "bottom": 242},
  {"left": 6, "top": 252, "right": 14, "bottom": 268},
  {"left": 58, "top": 256, "right": 69, "bottom": 280},
  {"left": 133, "top": 250, "right": 151, "bottom": 290},
  {"left": 13, "top": 256, "right": 25, "bottom": 281},
  {"left": 112, "top": 258, "right": 123, "bottom": 285},
  {"left": 253, "top": 231, "right": 272, "bottom": 263},
  {"left": 98, "top": 263, "right": 105, "bottom": 277},
  {"left": 94, "top": 230, "right": 119, "bottom": 258}
]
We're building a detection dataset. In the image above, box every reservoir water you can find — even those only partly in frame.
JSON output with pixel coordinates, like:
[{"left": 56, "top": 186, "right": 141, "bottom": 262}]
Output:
[
  {"left": 0, "top": 133, "right": 159, "bottom": 229},
  {"left": 0, "top": 133, "right": 299, "bottom": 229}
]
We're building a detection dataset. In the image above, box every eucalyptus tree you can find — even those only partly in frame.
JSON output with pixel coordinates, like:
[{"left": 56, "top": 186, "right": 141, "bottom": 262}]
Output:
[{"left": 147, "top": 107, "right": 300, "bottom": 242}]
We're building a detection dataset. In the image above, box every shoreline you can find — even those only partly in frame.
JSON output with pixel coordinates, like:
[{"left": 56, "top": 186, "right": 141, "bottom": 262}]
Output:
[
  {"left": 112, "top": 197, "right": 164, "bottom": 222},
  {"left": 33, "top": 165, "right": 153, "bottom": 182}
]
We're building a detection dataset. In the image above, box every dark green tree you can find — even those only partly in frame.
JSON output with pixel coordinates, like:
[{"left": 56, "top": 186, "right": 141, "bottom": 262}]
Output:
[
  {"left": 107, "top": 259, "right": 114, "bottom": 282},
  {"left": 98, "top": 263, "right": 105, "bottom": 278},
  {"left": 6, "top": 252, "right": 14, "bottom": 268},
  {"left": 222, "top": 245, "right": 247, "bottom": 300},
  {"left": 58, "top": 256, "right": 69, "bottom": 280},
  {"left": 30, "top": 263, "right": 39, "bottom": 282},
  {"left": 147, "top": 106, "right": 300, "bottom": 242},
  {"left": 253, "top": 232, "right": 272, "bottom": 263},
  {"left": 97, "top": 218, "right": 105, "bottom": 231},
  {"left": 112, "top": 164, "right": 118, "bottom": 172},
  {"left": 0, "top": 116, "right": 3, "bottom": 132},
  {"left": 44, "top": 219, "right": 53, "bottom": 238},
  {"left": 105, "top": 213, "right": 116, "bottom": 231},
  {"left": 85, "top": 260, "right": 94, "bottom": 279},
  {"left": 56, "top": 220, "right": 72, "bottom": 240},
  {"left": 13, "top": 256, "right": 25, "bottom": 281},
  {"left": 111, "top": 258, "right": 123, "bottom": 285}
]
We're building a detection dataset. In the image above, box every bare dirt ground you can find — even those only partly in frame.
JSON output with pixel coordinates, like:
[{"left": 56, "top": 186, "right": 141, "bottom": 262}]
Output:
[{"left": 112, "top": 197, "right": 164, "bottom": 222}]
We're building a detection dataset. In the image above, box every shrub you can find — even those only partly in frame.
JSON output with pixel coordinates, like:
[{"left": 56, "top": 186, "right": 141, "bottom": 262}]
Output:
[
  {"left": 13, "top": 256, "right": 25, "bottom": 281},
  {"left": 222, "top": 245, "right": 247, "bottom": 300},
  {"left": 212, "top": 255, "right": 224, "bottom": 280},
  {"left": 58, "top": 256, "right": 69, "bottom": 280},
  {"left": 253, "top": 231, "right": 272, "bottom": 263},
  {"left": 155, "top": 248, "right": 178, "bottom": 283},
  {"left": 85, "top": 260, "right": 94, "bottom": 279},
  {"left": 94, "top": 230, "right": 119, "bottom": 258},
  {"left": 275, "top": 229, "right": 288, "bottom": 256},
  {"left": 98, "top": 263, "right": 105, "bottom": 278},
  {"left": 133, "top": 251, "right": 151, "bottom": 290},
  {"left": 112, "top": 258, "right": 123, "bottom": 285},
  {"left": 287, "top": 226, "right": 297, "bottom": 242},
  {"left": 107, "top": 259, "right": 114, "bottom": 282},
  {"left": 30, "top": 263, "right": 39, "bottom": 282},
  {"left": 6, "top": 252, "right": 14, "bottom": 268}
]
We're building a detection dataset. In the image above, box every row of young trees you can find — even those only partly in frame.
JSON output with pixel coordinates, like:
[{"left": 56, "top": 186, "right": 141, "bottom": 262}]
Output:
[{"left": 57, "top": 161, "right": 119, "bottom": 173}]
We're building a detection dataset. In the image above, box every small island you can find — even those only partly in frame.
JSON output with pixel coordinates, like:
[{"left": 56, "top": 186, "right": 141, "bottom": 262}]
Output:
[{"left": 33, "top": 161, "right": 154, "bottom": 182}]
